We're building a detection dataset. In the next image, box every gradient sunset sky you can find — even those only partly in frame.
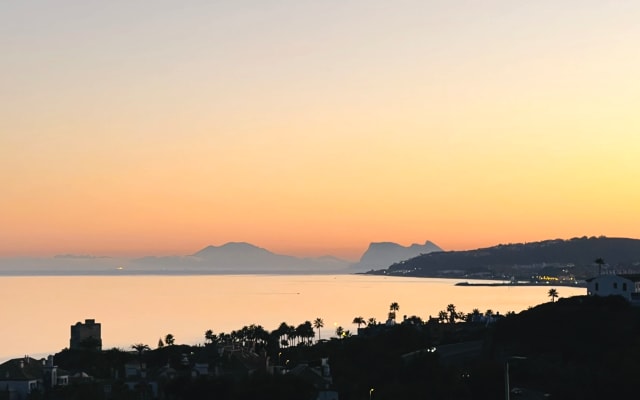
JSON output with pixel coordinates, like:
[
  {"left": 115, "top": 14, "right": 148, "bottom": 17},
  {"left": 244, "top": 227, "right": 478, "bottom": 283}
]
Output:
[{"left": 2, "top": 1, "right": 639, "bottom": 260}]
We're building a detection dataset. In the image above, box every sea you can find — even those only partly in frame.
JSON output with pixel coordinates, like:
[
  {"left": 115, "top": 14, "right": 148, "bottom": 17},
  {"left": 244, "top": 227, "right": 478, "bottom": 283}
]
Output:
[{"left": 0, "top": 274, "right": 585, "bottom": 362}]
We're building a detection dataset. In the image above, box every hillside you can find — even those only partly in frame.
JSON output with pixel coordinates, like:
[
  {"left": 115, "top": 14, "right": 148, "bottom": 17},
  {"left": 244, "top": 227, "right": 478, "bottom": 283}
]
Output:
[{"left": 367, "top": 236, "right": 640, "bottom": 280}]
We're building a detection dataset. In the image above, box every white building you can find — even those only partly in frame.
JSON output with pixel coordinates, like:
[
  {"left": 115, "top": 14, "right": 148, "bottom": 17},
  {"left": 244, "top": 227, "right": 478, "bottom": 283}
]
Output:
[{"left": 586, "top": 274, "right": 640, "bottom": 303}]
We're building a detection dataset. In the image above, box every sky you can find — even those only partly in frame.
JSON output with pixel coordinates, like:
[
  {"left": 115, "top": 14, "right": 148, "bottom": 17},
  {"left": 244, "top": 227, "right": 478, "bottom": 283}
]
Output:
[{"left": 2, "top": 1, "right": 639, "bottom": 261}]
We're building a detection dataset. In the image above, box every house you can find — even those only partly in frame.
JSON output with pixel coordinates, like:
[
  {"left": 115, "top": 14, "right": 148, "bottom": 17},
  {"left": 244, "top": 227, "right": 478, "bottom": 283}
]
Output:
[
  {"left": 586, "top": 274, "right": 640, "bottom": 304},
  {"left": 123, "top": 361, "right": 158, "bottom": 399},
  {"left": 0, "top": 357, "right": 41, "bottom": 400},
  {"left": 0, "top": 356, "right": 69, "bottom": 400},
  {"left": 288, "top": 358, "right": 339, "bottom": 400}
]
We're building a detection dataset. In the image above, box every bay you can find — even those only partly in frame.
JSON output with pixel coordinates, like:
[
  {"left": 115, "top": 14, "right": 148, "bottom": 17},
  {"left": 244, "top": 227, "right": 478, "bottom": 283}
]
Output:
[{"left": 0, "top": 274, "right": 585, "bottom": 362}]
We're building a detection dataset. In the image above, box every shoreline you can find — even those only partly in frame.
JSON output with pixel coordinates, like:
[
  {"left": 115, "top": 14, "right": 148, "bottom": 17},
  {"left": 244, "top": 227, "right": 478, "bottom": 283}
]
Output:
[{"left": 455, "top": 281, "right": 586, "bottom": 288}]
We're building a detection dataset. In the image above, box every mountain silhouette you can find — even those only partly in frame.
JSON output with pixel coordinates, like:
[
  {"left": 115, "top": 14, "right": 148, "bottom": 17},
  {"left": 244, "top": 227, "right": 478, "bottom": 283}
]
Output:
[
  {"left": 350, "top": 240, "right": 443, "bottom": 272},
  {"left": 132, "top": 242, "right": 351, "bottom": 273}
]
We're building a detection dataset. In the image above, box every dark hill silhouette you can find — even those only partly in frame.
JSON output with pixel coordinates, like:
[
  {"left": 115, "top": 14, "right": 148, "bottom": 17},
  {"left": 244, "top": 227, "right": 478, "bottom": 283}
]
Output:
[
  {"left": 370, "top": 236, "right": 640, "bottom": 278},
  {"left": 490, "top": 295, "right": 640, "bottom": 399}
]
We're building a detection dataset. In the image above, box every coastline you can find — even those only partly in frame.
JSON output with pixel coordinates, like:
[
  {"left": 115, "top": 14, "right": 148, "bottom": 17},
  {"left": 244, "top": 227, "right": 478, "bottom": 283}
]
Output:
[{"left": 455, "top": 280, "right": 586, "bottom": 288}]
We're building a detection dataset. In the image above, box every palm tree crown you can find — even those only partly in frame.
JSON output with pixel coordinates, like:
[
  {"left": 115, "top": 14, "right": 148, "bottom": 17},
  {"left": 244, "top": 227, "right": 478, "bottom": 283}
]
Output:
[
  {"left": 389, "top": 302, "right": 400, "bottom": 321},
  {"left": 548, "top": 288, "right": 559, "bottom": 302},
  {"left": 352, "top": 316, "right": 365, "bottom": 331},
  {"left": 313, "top": 318, "right": 324, "bottom": 342}
]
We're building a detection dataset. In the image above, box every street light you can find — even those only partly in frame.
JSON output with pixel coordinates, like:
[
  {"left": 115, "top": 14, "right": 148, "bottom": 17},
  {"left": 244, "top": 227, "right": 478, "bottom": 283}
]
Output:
[
  {"left": 369, "top": 388, "right": 374, "bottom": 400},
  {"left": 504, "top": 356, "right": 527, "bottom": 400}
]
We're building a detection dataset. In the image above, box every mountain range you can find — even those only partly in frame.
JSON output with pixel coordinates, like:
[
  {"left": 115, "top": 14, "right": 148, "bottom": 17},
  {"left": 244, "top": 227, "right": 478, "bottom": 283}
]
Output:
[
  {"left": 5, "top": 237, "right": 640, "bottom": 278},
  {"left": 132, "top": 242, "right": 350, "bottom": 274},
  {"left": 0, "top": 240, "right": 442, "bottom": 275}
]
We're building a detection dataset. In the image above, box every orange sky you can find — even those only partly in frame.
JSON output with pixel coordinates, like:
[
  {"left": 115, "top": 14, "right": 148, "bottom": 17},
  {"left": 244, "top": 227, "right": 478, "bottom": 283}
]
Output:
[{"left": 2, "top": 1, "right": 639, "bottom": 261}]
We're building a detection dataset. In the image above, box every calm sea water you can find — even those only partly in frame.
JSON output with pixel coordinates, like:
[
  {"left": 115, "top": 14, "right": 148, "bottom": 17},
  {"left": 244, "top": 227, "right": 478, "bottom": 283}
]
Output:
[{"left": 0, "top": 274, "right": 585, "bottom": 362}]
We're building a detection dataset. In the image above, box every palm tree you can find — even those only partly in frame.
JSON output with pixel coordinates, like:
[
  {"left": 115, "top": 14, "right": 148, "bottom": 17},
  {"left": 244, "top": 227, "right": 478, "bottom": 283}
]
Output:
[
  {"left": 313, "top": 318, "right": 324, "bottom": 342},
  {"left": 446, "top": 304, "right": 457, "bottom": 324},
  {"left": 352, "top": 316, "right": 365, "bottom": 331},
  {"left": 287, "top": 325, "right": 297, "bottom": 346},
  {"left": 165, "top": 333, "right": 175, "bottom": 346},
  {"left": 276, "top": 322, "right": 290, "bottom": 347},
  {"left": 595, "top": 258, "right": 605, "bottom": 275},
  {"left": 389, "top": 302, "right": 399, "bottom": 322},
  {"left": 548, "top": 288, "right": 559, "bottom": 302},
  {"left": 131, "top": 343, "right": 150, "bottom": 358},
  {"left": 205, "top": 329, "right": 215, "bottom": 344},
  {"left": 296, "top": 321, "right": 314, "bottom": 345}
]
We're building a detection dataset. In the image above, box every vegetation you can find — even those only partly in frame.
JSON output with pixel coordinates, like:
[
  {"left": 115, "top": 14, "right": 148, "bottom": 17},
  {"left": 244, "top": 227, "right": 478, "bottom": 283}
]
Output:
[
  {"left": 164, "top": 333, "right": 175, "bottom": 346},
  {"left": 47, "top": 295, "right": 640, "bottom": 400},
  {"left": 548, "top": 288, "right": 559, "bottom": 302},
  {"left": 352, "top": 316, "right": 365, "bottom": 330},
  {"left": 313, "top": 318, "right": 324, "bottom": 342}
]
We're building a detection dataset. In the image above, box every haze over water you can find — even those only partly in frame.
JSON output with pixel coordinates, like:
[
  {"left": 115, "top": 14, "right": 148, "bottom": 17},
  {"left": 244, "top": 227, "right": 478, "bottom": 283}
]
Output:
[{"left": 0, "top": 274, "right": 584, "bottom": 362}]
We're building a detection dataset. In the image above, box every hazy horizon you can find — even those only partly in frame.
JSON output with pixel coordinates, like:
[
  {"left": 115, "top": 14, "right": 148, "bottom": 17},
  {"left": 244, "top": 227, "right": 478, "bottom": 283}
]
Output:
[{"left": 3, "top": 1, "right": 639, "bottom": 260}]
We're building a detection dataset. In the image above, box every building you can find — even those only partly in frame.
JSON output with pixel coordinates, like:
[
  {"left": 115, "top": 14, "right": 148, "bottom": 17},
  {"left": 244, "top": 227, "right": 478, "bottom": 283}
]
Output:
[
  {"left": 0, "top": 357, "right": 42, "bottom": 400},
  {"left": 70, "top": 319, "right": 102, "bottom": 350},
  {"left": 0, "top": 356, "right": 69, "bottom": 400},
  {"left": 586, "top": 274, "right": 640, "bottom": 304},
  {"left": 287, "top": 358, "right": 339, "bottom": 400}
]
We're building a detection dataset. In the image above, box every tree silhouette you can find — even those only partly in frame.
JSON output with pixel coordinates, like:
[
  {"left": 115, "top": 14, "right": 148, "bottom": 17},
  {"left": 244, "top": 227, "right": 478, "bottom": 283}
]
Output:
[
  {"left": 446, "top": 304, "right": 458, "bottom": 324},
  {"left": 296, "top": 321, "right": 314, "bottom": 345},
  {"left": 165, "top": 333, "right": 175, "bottom": 346},
  {"left": 389, "top": 302, "right": 399, "bottom": 322},
  {"left": 438, "top": 310, "right": 448, "bottom": 323},
  {"left": 287, "top": 325, "right": 297, "bottom": 346},
  {"left": 157, "top": 338, "right": 164, "bottom": 348},
  {"left": 335, "top": 326, "right": 344, "bottom": 338},
  {"left": 367, "top": 317, "right": 377, "bottom": 326},
  {"left": 352, "top": 316, "right": 365, "bottom": 331},
  {"left": 276, "top": 322, "right": 290, "bottom": 347},
  {"left": 131, "top": 343, "right": 150, "bottom": 358},
  {"left": 313, "top": 318, "right": 324, "bottom": 342},
  {"left": 548, "top": 288, "right": 559, "bottom": 303},
  {"left": 205, "top": 329, "right": 215, "bottom": 344}
]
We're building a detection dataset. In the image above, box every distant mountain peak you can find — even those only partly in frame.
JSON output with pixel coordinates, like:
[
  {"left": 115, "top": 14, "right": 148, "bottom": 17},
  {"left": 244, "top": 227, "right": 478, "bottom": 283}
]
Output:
[
  {"left": 351, "top": 240, "right": 443, "bottom": 272},
  {"left": 192, "top": 242, "right": 272, "bottom": 257}
]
